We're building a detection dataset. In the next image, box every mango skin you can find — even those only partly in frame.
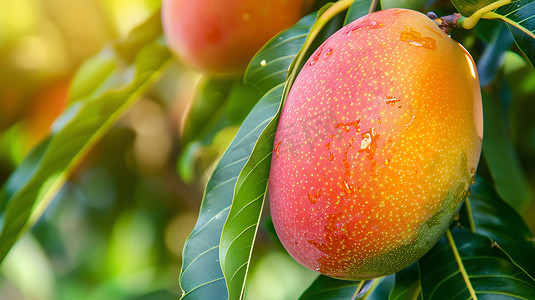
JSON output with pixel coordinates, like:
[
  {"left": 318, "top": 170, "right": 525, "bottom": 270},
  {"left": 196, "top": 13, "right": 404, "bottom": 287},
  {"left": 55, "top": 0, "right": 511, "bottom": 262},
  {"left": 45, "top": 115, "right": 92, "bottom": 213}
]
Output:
[
  {"left": 162, "top": 0, "right": 310, "bottom": 75},
  {"left": 268, "top": 9, "right": 483, "bottom": 280}
]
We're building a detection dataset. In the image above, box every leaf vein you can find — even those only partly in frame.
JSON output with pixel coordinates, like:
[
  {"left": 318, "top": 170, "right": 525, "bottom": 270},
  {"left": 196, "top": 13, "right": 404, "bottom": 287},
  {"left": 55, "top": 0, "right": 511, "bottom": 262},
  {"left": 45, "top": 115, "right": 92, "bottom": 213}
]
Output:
[
  {"left": 180, "top": 276, "right": 225, "bottom": 298},
  {"left": 181, "top": 245, "right": 220, "bottom": 279}
]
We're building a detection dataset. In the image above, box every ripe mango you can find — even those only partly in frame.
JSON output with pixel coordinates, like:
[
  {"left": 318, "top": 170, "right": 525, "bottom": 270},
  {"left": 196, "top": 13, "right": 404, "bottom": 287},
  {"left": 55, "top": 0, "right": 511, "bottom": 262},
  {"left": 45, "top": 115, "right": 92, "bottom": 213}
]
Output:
[
  {"left": 268, "top": 8, "right": 483, "bottom": 279},
  {"left": 162, "top": 0, "right": 311, "bottom": 75}
]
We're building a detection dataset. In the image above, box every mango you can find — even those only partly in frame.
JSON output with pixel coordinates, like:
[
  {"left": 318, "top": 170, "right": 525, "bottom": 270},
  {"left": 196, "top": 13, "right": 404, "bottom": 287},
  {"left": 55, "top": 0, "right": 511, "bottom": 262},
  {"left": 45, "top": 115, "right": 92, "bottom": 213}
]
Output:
[
  {"left": 162, "top": 0, "right": 311, "bottom": 75},
  {"left": 268, "top": 9, "right": 483, "bottom": 280}
]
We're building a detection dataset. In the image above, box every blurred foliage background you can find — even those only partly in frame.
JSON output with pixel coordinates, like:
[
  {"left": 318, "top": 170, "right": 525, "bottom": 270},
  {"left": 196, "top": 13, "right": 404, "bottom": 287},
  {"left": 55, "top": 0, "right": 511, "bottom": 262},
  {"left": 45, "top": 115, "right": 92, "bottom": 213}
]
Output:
[
  {"left": 0, "top": 0, "right": 315, "bottom": 299},
  {"left": 1, "top": 0, "right": 535, "bottom": 299},
  {"left": 0, "top": 0, "right": 203, "bottom": 299}
]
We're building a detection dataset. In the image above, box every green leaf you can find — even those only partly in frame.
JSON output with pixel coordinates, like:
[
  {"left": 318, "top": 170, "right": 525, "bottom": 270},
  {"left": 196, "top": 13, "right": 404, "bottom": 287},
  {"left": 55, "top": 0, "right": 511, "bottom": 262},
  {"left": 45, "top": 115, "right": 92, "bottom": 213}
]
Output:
[
  {"left": 217, "top": 84, "right": 284, "bottom": 300},
  {"left": 112, "top": 8, "right": 165, "bottom": 63},
  {"left": 180, "top": 77, "right": 234, "bottom": 147},
  {"left": 225, "top": 81, "right": 264, "bottom": 126},
  {"left": 344, "top": 0, "right": 373, "bottom": 25},
  {"left": 0, "top": 14, "right": 171, "bottom": 263},
  {"left": 486, "top": 0, "right": 535, "bottom": 66},
  {"left": 390, "top": 263, "right": 422, "bottom": 300},
  {"left": 363, "top": 276, "right": 395, "bottom": 300},
  {"left": 67, "top": 49, "right": 119, "bottom": 106},
  {"left": 298, "top": 275, "right": 363, "bottom": 300},
  {"left": 244, "top": 13, "right": 317, "bottom": 94},
  {"left": 481, "top": 91, "right": 532, "bottom": 211},
  {"left": 297, "top": 274, "right": 396, "bottom": 300},
  {"left": 419, "top": 228, "right": 535, "bottom": 299},
  {"left": 181, "top": 77, "right": 263, "bottom": 147},
  {"left": 452, "top": 0, "right": 510, "bottom": 17},
  {"left": 466, "top": 176, "right": 535, "bottom": 278},
  {"left": 476, "top": 23, "right": 514, "bottom": 87},
  {"left": 508, "top": 24, "right": 535, "bottom": 67},
  {"left": 178, "top": 85, "right": 282, "bottom": 300},
  {"left": 68, "top": 8, "right": 165, "bottom": 105},
  {"left": 178, "top": 77, "right": 263, "bottom": 183},
  {"left": 298, "top": 276, "right": 391, "bottom": 300}
]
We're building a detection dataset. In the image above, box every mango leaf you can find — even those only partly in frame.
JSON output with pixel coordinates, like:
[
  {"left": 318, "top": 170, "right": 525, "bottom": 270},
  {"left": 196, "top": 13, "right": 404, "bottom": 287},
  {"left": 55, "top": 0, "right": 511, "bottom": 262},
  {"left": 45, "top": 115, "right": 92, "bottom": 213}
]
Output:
[
  {"left": 481, "top": 91, "right": 532, "bottom": 211},
  {"left": 477, "top": 23, "right": 514, "bottom": 86},
  {"left": 180, "top": 77, "right": 234, "bottom": 146},
  {"left": 344, "top": 0, "right": 374, "bottom": 24},
  {"left": 466, "top": 176, "right": 535, "bottom": 278},
  {"left": 218, "top": 2, "right": 353, "bottom": 298},
  {"left": 363, "top": 276, "right": 395, "bottom": 300},
  {"left": 218, "top": 85, "right": 283, "bottom": 300},
  {"left": 225, "top": 81, "right": 264, "bottom": 126},
  {"left": 298, "top": 276, "right": 363, "bottom": 299},
  {"left": 178, "top": 85, "right": 282, "bottom": 300},
  {"left": 68, "top": 8, "right": 164, "bottom": 104},
  {"left": 484, "top": 0, "right": 535, "bottom": 66},
  {"left": 508, "top": 24, "right": 535, "bottom": 67},
  {"left": 0, "top": 12, "right": 170, "bottom": 264},
  {"left": 451, "top": 0, "right": 510, "bottom": 17},
  {"left": 178, "top": 78, "right": 262, "bottom": 183},
  {"left": 67, "top": 50, "right": 119, "bottom": 106},
  {"left": 299, "top": 276, "right": 393, "bottom": 300},
  {"left": 181, "top": 77, "right": 263, "bottom": 147},
  {"left": 390, "top": 263, "right": 422, "bottom": 300},
  {"left": 419, "top": 228, "right": 535, "bottom": 299},
  {"left": 244, "top": 13, "right": 317, "bottom": 93},
  {"left": 177, "top": 76, "right": 232, "bottom": 183}
]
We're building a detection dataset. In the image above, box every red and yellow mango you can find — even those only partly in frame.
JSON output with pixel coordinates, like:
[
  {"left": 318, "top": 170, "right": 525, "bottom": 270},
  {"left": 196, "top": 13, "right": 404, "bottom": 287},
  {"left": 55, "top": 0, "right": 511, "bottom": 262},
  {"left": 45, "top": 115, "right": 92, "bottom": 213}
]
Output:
[{"left": 268, "top": 9, "right": 483, "bottom": 279}]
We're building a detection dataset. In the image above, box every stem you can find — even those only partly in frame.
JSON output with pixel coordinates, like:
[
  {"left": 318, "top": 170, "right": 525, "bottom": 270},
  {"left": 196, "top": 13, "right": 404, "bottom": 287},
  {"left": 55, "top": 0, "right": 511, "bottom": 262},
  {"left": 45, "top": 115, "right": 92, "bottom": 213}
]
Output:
[
  {"left": 446, "top": 229, "right": 478, "bottom": 300},
  {"left": 352, "top": 278, "right": 381, "bottom": 299},
  {"left": 431, "top": 13, "right": 462, "bottom": 35},
  {"left": 457, "top": 0, "right": 512, "bottom": 29},
  {"left": 464, "top": 195, "right": 476, "bottom": 232},
  {"left": 352, "top": 281, "right": 365, "bottom": 299}
]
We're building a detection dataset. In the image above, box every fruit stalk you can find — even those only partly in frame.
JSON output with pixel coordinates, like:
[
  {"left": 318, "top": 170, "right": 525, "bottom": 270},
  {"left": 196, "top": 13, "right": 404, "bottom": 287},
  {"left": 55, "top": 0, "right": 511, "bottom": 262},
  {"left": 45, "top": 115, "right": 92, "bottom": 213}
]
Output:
[
  {"left": 446, "top": 229, "right": 478, "bottom": 299},
  {"left": 428, "top": 12, "right": 462, "bottom": 35}
]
